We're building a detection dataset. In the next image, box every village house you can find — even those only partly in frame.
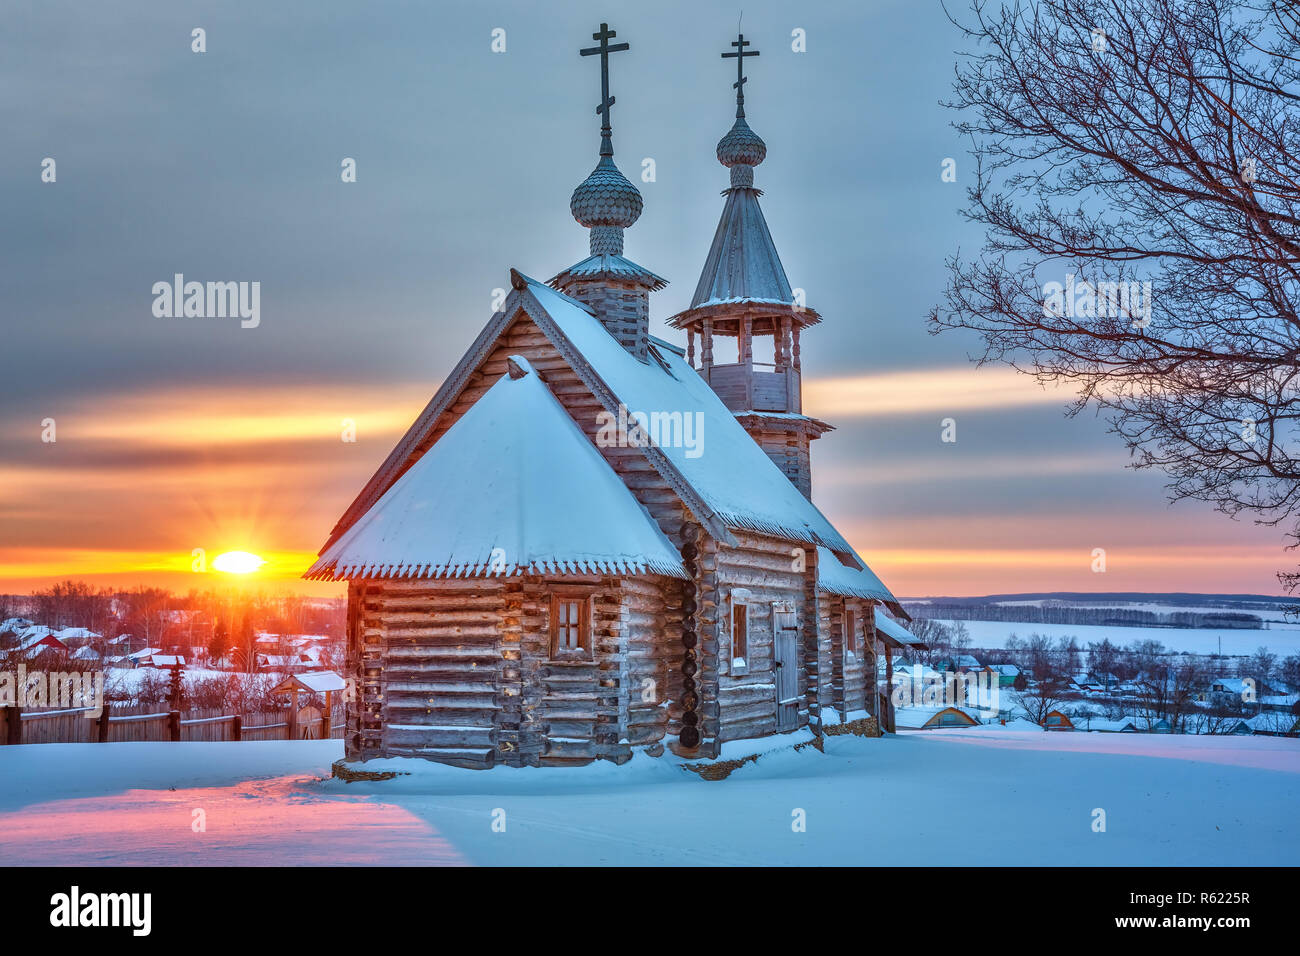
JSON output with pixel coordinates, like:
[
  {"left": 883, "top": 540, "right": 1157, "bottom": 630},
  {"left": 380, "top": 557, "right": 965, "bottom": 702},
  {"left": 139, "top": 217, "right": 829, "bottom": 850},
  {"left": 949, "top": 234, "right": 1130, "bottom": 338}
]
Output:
[
  {"left": 1229, "top": 712, "right": 1300, "bottom": 736},
  {"left": 125, "top": 647, "right": 161, "bottom": 669},
  {"left": 1208, "top": 676, "right": 1264, "bottom": 706},
  {"left": 1083, "top": 715, "right": 1139, "bottom": 733},
  {"left": 894, "top": 705, "right": 981, "bottom": 730},
  {"left": 0, "top": 622, "right": 70, "bottom": 664},
  {"left": 307, "top": 27, "right": 909, "bottom": 769},
  {"left": 1042, "top": 709, "right": 1075, "bottom": 731},
  {"left": 991, "top": 663, "right": 1020, "bottom": 687}
]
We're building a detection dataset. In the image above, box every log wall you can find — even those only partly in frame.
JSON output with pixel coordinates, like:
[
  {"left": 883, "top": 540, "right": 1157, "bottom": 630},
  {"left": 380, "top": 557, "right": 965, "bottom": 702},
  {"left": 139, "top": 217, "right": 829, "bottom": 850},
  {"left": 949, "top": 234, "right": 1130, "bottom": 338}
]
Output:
[
  {"left": 820, "top": 595, "right": 872, "bottom": 720},
  {"left": 347, "top": 574, "right": 687, "bottom": 768},
  {"left": 713, "top": 531, "right": 815, "bottom": 743},
  {"left": 741, "top": 424, "right": 813, "bottom": 499}
]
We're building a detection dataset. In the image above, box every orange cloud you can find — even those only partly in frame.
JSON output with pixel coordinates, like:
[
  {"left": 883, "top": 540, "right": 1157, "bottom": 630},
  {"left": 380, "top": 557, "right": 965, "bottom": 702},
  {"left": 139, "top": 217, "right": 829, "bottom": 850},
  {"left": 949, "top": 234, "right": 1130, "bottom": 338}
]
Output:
[
  {"left": 0, "top": 374, "right": 1288, "bottom": 598},
  {"left": 805, "top": 366, "right": 1069, "bottom": 418},
  {"left": 0, "top": 381, "right": 432, "bottom": 594},
  {"left": 864, "top": 545, "right": 1286, "bottom": 597}
]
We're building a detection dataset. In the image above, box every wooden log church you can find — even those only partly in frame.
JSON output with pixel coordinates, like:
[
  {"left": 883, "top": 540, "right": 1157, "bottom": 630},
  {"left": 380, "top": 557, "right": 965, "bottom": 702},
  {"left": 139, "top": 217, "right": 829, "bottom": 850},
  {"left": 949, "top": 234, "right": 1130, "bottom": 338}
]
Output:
[{"left": 307, "top": 24, "right": 922, "bottom": 768}]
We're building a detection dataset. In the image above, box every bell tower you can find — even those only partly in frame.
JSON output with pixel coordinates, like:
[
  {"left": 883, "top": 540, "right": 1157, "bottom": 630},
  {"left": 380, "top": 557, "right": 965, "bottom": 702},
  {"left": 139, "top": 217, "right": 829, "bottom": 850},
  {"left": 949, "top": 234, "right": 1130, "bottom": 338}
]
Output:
[{"left": 669, "top": 33, "right": 829, "bottom": 498}]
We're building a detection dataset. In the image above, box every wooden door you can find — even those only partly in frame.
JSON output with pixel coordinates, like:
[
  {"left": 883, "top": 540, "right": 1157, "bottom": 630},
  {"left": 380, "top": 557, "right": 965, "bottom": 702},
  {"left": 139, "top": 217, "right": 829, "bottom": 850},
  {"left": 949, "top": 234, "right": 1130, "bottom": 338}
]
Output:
[{"left": 772, "top": 602, "right": 800, "bottom": 732}]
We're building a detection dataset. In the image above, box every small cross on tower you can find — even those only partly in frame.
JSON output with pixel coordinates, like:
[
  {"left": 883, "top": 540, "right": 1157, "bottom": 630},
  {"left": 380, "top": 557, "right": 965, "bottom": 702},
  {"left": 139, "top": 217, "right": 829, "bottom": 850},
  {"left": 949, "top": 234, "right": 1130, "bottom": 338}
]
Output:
[
  {"left": 580, "top": 22, "right": 630, "bottom": 156},
  {"left": 722, "top": 33, "right": 760, "bottom": 116}
]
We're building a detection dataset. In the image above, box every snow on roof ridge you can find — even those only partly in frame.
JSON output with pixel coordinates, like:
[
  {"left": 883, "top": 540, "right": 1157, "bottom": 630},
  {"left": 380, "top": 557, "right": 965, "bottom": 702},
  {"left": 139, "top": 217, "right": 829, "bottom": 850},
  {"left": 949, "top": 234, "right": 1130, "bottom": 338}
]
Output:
[
  {"left": 308, "top": 360, "right": 686, "bottom": 582},
  {"left": 521, "top": 276, "right": 871, "bottom": 559}
]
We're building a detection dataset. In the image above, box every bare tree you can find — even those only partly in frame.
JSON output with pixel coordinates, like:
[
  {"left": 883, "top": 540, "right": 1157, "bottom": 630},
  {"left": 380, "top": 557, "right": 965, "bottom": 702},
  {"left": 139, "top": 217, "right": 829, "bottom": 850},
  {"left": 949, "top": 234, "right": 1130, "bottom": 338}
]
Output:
[
  {"left": 933, "top": 0, "right": 1300, "bottom": 589},
  {"left": 1012, "top": 672, "right": 1071, "bottom": 724},
  {"left": 1135, "top": 656, "right": 1204, "bottom": 730},
  {"left": 1246, "top": 645, "right": 1278, "bottom": 688},
  {"left": 905, "top": 618, "right": 958, "bottom": 666},
  {"left": 1088, "top": 638, "right": 1121, "bottom": 687},
  {"left": 1280, "top": 652, "right": 1300, "bottom": 690},
  {"left": 1022, "top": 633, "right": 1061, "bottom": 680}
]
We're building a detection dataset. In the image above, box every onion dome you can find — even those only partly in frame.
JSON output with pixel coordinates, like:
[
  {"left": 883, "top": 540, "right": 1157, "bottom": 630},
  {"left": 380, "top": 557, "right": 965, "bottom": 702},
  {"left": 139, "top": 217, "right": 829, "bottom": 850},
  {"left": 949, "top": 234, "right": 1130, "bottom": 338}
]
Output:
[
  {"left": 717, "top": 117, "right": 767, "bottom": 169},
  {"left": 718, "top": 118, "right": 766, "bottom": 189},
  {"left": 570, "top": 155, "right": 643, "bottom": 255}
]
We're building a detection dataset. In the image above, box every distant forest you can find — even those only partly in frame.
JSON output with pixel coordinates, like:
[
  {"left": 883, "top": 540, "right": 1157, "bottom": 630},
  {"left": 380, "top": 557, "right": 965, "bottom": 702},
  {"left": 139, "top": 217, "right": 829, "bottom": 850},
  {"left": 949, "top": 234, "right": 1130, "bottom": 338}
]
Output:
[{"left": 905, "top": 604, "right": 1265, "bottom": 629}]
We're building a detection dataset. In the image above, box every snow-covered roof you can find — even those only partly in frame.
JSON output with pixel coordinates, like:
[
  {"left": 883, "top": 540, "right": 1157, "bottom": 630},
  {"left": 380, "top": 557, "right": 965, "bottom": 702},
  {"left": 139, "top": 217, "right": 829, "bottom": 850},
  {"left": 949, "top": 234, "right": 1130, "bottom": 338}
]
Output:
[
  {"left": 873, "top": 607, "right": 924, "bottom": 648},
  {"left": 150, "top": 655, "right": 185, "bottom": 667},
  {"left": 55, "top": 627, "right": 101, "bottom": 640},
  {"left": 992, "top": 664, "right": 1020, "bottom": 676},
  {"left": 71, "top": 646, "right": 101, "bottom": 660},
  {"left": 1211, "top": 677, "right": 1252, "bottom": 694},
  {"left": 127, "top": 647, "right": 160, "bottom": 661},
  {"left": 318, "top": 273, "right": 892, "bottom": 585},
  {"left": 891, "top": 663, "right": 943, "bottom": 682},
  {"left": 273, "top": 670, "right": 347, "bottom": 695},
  {"left": 1084, "top": 716, "right": 1137, "bottom": 732},
  {"left": 258, "top": 654, "right": 300, "bottom": 668},
  {"left": 525, "top": 278, "right": 856, "bottom": 551},
  {"left": 1247, "top": 712, "right": 1298, "bottom": 733},
  {"left": 1124, "top": 714, "right": 1170, "bottom": 731},
  {"left": 895, "top": 705, "right": 981, "bottom": 729},
  {"left": 16, "top": 628, "right": 63, "bottom": 652},
  {"left": 1260, "top": 693, "right": 1299, "bottom": 707},
  {"left": 309, "top": 355, "right": 687, "bottom": 580},
  {"left": 816, "top": 546, "right": 900, "bottom": 609}
]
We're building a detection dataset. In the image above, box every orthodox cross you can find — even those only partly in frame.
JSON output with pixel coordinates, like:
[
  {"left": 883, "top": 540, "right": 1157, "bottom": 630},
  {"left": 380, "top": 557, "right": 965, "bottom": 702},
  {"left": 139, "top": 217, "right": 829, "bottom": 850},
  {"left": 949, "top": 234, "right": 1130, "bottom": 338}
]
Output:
[
  {"left": 580, "top": 23, "right": 630, "bottom": 156},
  {"left": 722, "top": 33, "right": 760, "bottom": 117}
]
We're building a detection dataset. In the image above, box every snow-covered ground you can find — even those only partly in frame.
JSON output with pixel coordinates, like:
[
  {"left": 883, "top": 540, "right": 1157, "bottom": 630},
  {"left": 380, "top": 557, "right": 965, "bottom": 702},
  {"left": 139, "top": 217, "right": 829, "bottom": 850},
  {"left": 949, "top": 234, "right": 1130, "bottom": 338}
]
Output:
[
  {"left": 934, "top": 619, "right": 1300, "bottom": 655},
  {"left": 0, "top": 730, "right": 1295, "bottom": 865}
]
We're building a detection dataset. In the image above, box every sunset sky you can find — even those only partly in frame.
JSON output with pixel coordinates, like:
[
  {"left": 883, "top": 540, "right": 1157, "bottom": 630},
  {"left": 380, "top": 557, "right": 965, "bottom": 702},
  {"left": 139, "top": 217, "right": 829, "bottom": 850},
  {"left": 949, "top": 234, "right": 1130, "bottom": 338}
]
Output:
[{"left": 1, "top": 0, "right": 1290, "bottom": 598}]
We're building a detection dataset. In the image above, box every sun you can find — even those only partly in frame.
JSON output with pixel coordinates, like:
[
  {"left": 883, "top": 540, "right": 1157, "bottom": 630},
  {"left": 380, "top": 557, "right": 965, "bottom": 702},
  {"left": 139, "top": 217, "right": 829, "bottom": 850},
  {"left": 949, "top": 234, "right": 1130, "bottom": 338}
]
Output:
[{"left": 212, "top": 550, "right": 266, "bottom": 574}]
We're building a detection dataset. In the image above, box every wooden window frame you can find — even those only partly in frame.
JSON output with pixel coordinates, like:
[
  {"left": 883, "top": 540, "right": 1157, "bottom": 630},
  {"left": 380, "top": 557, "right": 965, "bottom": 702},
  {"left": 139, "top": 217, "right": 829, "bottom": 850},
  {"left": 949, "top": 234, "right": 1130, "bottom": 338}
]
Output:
[
  {"left": 730, "top": 598, "right": 750, "bottom": 676},
  {"left": 844, "top": 607, "right": 858, "bottom": 659},
  {"left": 549, "top": 588, "right": 594, "bottom": 660}
]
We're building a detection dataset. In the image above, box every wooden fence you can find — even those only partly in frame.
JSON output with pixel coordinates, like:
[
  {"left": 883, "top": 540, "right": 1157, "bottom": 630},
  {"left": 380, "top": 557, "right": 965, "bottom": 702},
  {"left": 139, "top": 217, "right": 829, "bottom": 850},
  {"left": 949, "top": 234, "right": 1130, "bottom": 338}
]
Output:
[{"left": 1, "top": 701, "right": 346, "bottom": 745}]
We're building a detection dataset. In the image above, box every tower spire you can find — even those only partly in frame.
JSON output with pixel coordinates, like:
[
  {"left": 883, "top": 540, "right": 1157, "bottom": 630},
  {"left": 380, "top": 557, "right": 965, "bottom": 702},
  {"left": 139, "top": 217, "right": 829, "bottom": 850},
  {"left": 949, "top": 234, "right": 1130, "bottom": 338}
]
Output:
[{"left": 668, "top": 31, "right": 826, "bottom": 498}]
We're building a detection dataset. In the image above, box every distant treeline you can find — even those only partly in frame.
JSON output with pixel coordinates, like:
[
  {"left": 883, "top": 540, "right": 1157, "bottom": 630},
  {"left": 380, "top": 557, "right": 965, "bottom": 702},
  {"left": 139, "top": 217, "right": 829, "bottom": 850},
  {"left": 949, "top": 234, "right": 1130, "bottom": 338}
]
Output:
[{"left": 906, "top": 604, "right": 1264, "bottom": 629}]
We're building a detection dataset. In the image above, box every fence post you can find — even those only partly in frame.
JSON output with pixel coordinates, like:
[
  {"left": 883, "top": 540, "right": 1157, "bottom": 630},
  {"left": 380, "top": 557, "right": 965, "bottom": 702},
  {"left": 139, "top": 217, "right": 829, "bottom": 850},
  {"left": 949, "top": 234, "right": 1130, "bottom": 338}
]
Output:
[
  {"left": 98, "top": 699, "right": 111, "bottom": 743},
  {"left": 231, "top": 714, "right": 242, "bottom": 742},
  {"left": 4, "top": 705, "right": 20, "bottom": 745},
  {"left": 288, "top": 688, "right": 299, "bottom": 740},
  {"left": 321, "top": 690, "right": 332, "bottom": 741},
  {"left": 168, "top": 710, "right": 181, "bottom": 742}
]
